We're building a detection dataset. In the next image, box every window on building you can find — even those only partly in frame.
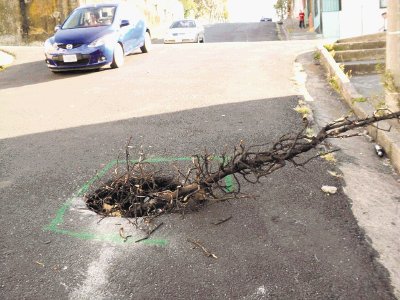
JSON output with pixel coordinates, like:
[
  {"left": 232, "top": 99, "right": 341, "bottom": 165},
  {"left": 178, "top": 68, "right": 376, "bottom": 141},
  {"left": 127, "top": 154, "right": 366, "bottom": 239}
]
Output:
[
  {"left": 380, "top": 0, "right": 387, "bottom": 8},
  {"left": 322, "top": 0, "right": 341, "bottom": 12}
]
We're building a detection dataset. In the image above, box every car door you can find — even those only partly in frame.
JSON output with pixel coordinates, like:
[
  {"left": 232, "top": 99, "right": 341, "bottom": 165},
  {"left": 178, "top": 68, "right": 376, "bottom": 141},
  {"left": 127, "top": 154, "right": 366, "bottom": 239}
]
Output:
[
  {"left": 116, "top": 4, "right": 144, "bottom": 54},
  {"left": 126, "top": 6, "right": 146, "bottom": 50},
  {"left": 115, "top": 4, "right": 134, "bottom": 54}
]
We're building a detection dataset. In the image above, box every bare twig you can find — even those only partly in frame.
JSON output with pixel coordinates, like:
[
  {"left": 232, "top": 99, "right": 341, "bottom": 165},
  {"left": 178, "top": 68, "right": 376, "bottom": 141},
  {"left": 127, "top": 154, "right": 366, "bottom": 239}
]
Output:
[
  {"left": 187, "top": 238, "right": 218, "bottom": 259},
  {"left": 135, "top": 222, "right": 164, "bottom": 243},
  {"left": 119, "top": 227, "right": 132, "bottom": 242},
  {"left": 212, "top": 216, "right": 232, "bottom": 225}
]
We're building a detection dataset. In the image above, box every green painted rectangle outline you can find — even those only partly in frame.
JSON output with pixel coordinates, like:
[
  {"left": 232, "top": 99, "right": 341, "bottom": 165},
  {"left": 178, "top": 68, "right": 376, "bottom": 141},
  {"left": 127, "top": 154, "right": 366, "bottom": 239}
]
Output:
[{"left": 44, "top": 156, "right": 234, "bottom": 244}]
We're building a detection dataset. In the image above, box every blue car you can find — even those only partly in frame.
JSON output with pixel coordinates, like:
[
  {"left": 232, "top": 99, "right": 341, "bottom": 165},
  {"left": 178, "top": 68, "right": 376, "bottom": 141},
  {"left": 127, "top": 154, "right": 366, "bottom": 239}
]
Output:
[{"left": 44, "top": 2, "right": 151, "bottom": 72}]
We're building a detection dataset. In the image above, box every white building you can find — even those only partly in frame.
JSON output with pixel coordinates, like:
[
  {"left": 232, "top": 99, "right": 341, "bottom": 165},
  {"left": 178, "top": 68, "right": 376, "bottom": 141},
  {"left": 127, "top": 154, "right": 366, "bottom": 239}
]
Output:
[
  {"left": 323, "top": 0, "right": 387, "bottom": 38},
  {"left": 291, "top": 0, "right": 387, "bottom": 39}
]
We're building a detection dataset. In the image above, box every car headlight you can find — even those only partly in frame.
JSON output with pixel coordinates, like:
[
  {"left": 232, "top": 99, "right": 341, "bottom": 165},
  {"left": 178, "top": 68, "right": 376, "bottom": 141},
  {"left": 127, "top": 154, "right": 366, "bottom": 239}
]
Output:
[
  {"left": 88, "top": 34, "right": 115, "bottom": 48},
  {"left": 44, "top": 39, "right": 58, "bottom": 53}
]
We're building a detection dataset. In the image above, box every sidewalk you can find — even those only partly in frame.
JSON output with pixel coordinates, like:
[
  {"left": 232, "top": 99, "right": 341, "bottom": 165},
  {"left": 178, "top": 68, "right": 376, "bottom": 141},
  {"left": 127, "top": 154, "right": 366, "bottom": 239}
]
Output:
[
  {"left": 318, "top": 45, "right": 400, "bottom": 173},
  {"left": 0, "top": 49, "right": 14, "bottom": 68},
  {"left": 278, "top": 17, "right": 322, "bottom": 40},
  {"left": 279, "top": 19, "right": 400, "bottom": 173}
]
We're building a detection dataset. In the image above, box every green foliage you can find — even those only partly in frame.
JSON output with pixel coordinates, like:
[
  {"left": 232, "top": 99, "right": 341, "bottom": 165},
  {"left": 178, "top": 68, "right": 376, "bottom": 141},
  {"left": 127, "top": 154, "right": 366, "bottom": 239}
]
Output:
[
  {"left": 328, "top": 75, "right": 340, "bottom": 93},
  {"left": 179, "top": 0, "right": 228, "bottom": 20},
  {"left": 339, "top": 64, "right": 352, "bottom": 78},
  {"left": 305, "top": 127, "right": 315, "bottom": 138},
  {"left": 324, "top": 44, "right": 334, "bottom": 51},
  {"left": 274, "top": 0, "right": 290, "bottom": 21},
  {"left": 180, "top": 0, "right": 197, "bottom": 18},
  {"left": 294, "top": 101, "right": 311, "bottom": 118},
  {"left": 313, "top": 51, "right": 321, "bottom": 61},
  {"left": 352, "top": 97, "right": 367, "bottom": 104},
  {"left": 381, "top": 70, "right": 400, "bottom": 93},
  {"left": 320, "top": 152, "right": 337, "bottom": 163},
  {"left": 375, "top": 63, "right": 385, "bottom": 74},
  {"left": 374, "top": 99, "right": 387, "bottom": 111}
]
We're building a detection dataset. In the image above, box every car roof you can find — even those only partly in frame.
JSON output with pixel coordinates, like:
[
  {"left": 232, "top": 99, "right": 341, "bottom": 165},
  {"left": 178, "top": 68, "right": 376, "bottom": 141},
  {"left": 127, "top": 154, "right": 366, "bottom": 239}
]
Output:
[{"left": 78, "top": 3, "right": 119, "bottom": 9}]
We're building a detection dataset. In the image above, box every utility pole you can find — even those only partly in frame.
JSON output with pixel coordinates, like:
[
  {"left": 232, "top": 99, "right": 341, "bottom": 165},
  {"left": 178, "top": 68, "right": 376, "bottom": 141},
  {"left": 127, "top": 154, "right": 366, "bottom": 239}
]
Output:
[{"left": 386, "top": 0, "right": 400, "bottom": 111}]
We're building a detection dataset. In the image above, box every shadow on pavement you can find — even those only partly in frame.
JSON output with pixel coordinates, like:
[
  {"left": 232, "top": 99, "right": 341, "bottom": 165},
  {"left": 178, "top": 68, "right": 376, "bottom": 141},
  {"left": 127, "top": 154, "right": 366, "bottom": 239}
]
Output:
[
  {"left": 0, "top": 51, "right": 145, "bottom": 90},
  {"left": 0, "top": 59, "right": 96, "bottom": 90},
  {"left": 0, "top": 96, "right": 394, "bottom": 299}
]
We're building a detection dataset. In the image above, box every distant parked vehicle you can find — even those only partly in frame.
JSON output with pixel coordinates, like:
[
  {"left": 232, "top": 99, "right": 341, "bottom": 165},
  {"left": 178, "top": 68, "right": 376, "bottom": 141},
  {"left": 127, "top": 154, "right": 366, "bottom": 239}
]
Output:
[
  {"left": 44, "top": 2, "right": 151, "bottom": 72},
  {"left": 164, "top": 19, "right": 205, "bottom": 44},
  {"left": 260, "top": 17, "right": 272, "bottom": 22}
]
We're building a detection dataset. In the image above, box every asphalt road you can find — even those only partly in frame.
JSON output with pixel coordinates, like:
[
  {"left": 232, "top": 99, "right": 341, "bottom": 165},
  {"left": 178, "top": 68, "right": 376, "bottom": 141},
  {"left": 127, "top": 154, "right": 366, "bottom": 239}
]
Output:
[
  {"left": 204, "top": 22, "right": 278, "bottom": 43},
  {"left": 0, "top": 23, "right": 397, "bottom": 299}
]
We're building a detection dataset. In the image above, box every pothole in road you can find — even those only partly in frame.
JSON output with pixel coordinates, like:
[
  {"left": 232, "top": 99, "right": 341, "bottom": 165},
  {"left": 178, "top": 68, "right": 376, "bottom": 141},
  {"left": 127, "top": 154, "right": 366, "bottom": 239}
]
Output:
[{"left": 86, "top": 175, "right": 182, "bottom": 218}]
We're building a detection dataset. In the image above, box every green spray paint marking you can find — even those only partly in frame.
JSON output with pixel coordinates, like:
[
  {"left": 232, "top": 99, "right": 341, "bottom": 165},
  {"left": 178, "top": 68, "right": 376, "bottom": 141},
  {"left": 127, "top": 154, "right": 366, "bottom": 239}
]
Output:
[
  {"left": 45, "top": 160, "right": 116, "bottom": 230},
  {"left": 44, "top": 156, "right": 235, "bottom": 244}
]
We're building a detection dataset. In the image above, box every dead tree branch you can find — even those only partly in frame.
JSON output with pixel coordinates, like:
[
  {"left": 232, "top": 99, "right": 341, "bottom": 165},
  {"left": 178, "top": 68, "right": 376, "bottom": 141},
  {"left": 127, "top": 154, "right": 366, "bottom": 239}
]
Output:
[{"left": 85, "top": 111, "right": 400, "bottom": 218}]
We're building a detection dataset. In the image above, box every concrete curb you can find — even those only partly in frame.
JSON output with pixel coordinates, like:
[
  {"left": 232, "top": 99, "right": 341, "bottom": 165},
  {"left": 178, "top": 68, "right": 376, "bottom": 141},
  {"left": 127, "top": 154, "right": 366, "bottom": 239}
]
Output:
[
  {"left": 277, "top": 23, "right": 289, "bottom": 40},
  {"left": 0, "top": 49, "right": 14, "bottom": 68},
  {"left": 318, "top": 45, "right": 400, "bottom": 173}
]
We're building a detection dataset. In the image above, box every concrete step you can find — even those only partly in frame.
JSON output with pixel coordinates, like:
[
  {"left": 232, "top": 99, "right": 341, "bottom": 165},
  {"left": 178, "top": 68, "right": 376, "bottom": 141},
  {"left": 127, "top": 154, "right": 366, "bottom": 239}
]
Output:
[
  {"left": 334, "top": 48, "right": 386, "bottom": 62},
  {"left": 289, "top": 32, "right": 320, "bottom": 40},
  {"left": 342, "top": 59, "right": 385, "bottom": 75},
  {"left": 337, "top": 32, "right": 386, "bottom": 43},
  {"left": 350, "top": 74, "right": 384, "bottom": 100},
  {"left": 333, "top": 40, "right": 386, "bottom": 51}
]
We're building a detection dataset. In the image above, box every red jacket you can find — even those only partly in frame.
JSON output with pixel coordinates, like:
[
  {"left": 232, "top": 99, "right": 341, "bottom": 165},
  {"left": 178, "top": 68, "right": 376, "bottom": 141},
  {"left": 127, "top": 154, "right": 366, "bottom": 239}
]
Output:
[{"left": 299, "top": 12, "right": 305, "bottom": 21}]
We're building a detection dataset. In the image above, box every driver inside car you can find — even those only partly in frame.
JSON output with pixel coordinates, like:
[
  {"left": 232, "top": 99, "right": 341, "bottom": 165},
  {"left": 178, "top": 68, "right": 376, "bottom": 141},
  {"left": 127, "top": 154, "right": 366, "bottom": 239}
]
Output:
[{"left": 87, "top": 11, "right": 100, "bottom": 26}]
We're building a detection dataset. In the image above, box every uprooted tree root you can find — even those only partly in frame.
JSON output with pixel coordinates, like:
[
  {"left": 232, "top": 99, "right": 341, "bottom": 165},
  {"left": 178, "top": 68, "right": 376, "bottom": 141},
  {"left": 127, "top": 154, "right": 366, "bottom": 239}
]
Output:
[{"left": 86, "top": 110, "right": 400, "bottom": 219}]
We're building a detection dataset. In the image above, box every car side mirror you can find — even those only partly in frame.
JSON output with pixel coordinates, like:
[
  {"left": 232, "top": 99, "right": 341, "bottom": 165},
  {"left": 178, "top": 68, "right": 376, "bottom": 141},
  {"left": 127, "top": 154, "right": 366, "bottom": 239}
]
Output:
[
  {"left": 120, "top": 20, "right": 130, "bottom": 27},
  {"left": 54, "top": 25, "right": 61, "bottom": 32}
]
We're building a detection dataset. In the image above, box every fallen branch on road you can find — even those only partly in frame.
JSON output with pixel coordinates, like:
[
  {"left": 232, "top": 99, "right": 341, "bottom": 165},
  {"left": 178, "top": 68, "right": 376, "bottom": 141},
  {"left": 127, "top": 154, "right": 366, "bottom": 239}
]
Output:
[{"left": 85, "top": 110, "right": 400, "bottom": 219}]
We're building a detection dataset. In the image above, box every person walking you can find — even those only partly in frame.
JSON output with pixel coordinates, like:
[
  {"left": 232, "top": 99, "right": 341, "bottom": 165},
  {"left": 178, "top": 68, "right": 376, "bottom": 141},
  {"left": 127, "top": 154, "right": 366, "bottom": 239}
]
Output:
[{"left": 299, "top": 10, "right": 305, "bottom": 28}]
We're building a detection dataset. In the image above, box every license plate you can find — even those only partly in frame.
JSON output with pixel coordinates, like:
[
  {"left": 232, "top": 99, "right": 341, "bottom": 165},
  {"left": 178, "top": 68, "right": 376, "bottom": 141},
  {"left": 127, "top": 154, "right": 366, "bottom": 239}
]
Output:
[
  {"left": 175, "top": 39, "right": 182, "bottom": 43},
  {"left": 63, "top": 55, "right": 77, "bottom": 63}
]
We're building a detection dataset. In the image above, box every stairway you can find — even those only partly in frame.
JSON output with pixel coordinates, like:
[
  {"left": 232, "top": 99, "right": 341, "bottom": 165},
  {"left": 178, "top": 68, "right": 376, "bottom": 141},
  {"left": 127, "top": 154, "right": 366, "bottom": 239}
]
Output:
[
  {"left": 330, "top": 33, "right": 386, "bottom": 75},
  {"left": 281, "top": 18, "right": 320, "bottom": 40}
]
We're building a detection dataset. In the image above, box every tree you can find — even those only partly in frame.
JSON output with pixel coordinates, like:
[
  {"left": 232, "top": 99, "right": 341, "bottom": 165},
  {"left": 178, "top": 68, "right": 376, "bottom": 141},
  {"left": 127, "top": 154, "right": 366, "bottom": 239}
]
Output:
[
  {"left": 179, "top": 0, "right": 228, "bottom": 21},
  {"left": 179, "top": 0, "right": 197, "bottom": 18},
  {"left": 274, "top": 0, "right": 291, "bottom": 21}
]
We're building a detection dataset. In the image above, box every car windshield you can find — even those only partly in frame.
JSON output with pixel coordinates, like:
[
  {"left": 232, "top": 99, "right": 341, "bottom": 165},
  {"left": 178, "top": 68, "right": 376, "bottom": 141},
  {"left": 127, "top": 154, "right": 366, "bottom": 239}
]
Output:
[
  {"left": 170, "top": 20, "right": 196, "bottom": 29},
  {"left": 62, "top": 6, "right": 116, "bottom": 29}
]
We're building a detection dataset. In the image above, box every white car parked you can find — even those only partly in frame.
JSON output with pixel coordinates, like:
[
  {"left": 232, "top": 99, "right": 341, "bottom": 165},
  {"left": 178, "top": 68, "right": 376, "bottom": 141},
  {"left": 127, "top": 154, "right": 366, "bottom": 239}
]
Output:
[{"left": 164, "top": 19, "right": 205, "bottom": 44}]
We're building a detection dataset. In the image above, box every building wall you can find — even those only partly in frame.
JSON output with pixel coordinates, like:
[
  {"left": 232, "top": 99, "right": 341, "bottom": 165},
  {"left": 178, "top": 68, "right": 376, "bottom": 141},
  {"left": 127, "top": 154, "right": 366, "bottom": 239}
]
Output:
[
  {"left": 313, "top": 0, "right": 321, "bottom": 32},
  {"left": 321, "top": 11, "right": 340, "bottom": 37},
  {"left": 338, "top": 0, "right": 386, "bottom": 38},
  {"left": 304, "top": 0, "right": 386, "bottom": 38},
  {"left": 0, "top": 1, "right": 21, "bottom": 43}
]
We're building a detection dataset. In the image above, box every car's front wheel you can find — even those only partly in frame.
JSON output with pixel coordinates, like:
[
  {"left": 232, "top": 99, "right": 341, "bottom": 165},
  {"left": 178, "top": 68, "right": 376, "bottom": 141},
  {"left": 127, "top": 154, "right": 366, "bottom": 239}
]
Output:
[
  {"left": 111, "top": 43, "right": 124, "bottom": 69},
  {"left": 140, "top": 31, "right": 152, "bottom": 53}
]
